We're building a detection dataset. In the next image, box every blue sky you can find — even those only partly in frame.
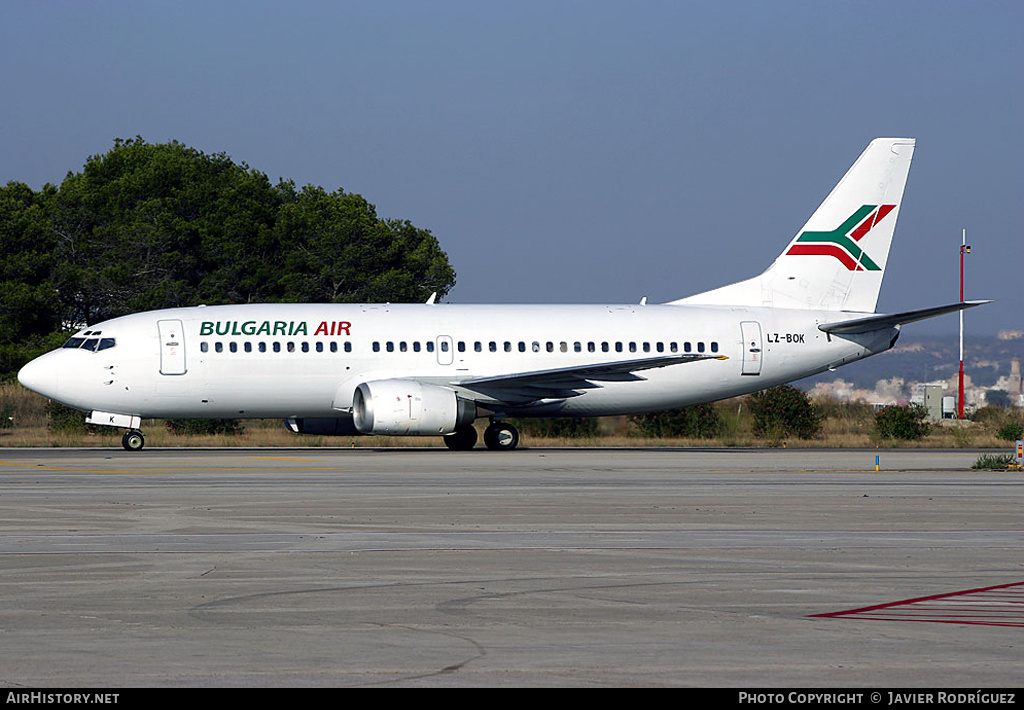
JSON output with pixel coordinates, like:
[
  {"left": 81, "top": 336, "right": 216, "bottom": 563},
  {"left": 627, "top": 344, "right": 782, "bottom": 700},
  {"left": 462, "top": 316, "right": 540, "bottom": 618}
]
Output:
[{"left": 2, "top": 1, "right": 1020, "bottom": 334}]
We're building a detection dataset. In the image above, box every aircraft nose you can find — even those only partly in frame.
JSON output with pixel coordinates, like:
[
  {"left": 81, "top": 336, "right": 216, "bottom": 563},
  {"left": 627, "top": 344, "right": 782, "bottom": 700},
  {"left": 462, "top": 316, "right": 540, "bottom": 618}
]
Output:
[{"left": 18, "top": 354, "right": 59, "bottom": 398}]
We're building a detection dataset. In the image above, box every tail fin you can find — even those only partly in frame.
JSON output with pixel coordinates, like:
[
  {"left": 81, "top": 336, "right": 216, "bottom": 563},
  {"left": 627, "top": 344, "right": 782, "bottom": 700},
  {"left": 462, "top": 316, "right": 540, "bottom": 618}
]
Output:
[{"left": 670, "top": 138, "right": 915, "bottom": 313}]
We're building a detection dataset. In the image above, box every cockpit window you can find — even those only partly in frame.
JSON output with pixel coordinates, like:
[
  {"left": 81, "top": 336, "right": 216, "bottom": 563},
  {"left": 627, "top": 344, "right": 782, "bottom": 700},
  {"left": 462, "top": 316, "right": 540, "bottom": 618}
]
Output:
[{"left": 61, "top": 336, "right": 116, "bottom": 352}]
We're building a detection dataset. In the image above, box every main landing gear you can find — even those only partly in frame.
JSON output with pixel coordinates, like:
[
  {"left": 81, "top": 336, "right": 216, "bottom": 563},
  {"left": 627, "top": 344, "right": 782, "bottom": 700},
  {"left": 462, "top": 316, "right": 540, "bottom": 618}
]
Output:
[
  {"left": 443, "top": 420, "right": 520, "bottom": 451},
  {"left": 121, "top": 429, "right": 145, "bottom": 451}
]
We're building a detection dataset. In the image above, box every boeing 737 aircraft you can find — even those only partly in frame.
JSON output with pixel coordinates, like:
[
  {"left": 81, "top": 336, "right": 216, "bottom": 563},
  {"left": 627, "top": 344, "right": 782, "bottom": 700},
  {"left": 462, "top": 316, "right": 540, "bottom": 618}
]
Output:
[{"left": 18, "top": 138, "right": 986, "bottom": 451}]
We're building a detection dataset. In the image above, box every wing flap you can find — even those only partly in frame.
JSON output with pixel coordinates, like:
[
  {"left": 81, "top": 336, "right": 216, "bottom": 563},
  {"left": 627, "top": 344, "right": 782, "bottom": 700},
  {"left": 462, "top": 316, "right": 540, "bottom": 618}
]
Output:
[{"left": 455, "top": 353, "right": 726, "bottom": 404}]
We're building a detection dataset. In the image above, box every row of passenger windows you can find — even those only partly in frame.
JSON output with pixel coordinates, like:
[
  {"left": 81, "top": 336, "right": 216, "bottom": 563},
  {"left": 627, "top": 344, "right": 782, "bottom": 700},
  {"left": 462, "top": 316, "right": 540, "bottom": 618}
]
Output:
[
  {"left": 198, "top": 339, "right": 720, "bottom": 355},
  {"left": 200, "top": 341, "right": 353, "bottom": 353},
  {"left": 374, "top": 340, "right": 720, "bottom": 354}
]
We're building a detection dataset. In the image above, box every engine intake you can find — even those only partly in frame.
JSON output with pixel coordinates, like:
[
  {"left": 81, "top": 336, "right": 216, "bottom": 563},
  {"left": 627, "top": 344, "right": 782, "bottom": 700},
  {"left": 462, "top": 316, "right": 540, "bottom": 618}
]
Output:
[{"left": 352, "top": 380, "right": 476, "bottom": 435}]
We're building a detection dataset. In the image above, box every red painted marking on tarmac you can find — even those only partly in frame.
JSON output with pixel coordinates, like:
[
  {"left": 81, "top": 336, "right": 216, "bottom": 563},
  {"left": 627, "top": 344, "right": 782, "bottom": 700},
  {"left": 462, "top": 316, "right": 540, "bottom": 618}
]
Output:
[{"left": 810, "top": 581, "right": 1024, "bottom": 628}]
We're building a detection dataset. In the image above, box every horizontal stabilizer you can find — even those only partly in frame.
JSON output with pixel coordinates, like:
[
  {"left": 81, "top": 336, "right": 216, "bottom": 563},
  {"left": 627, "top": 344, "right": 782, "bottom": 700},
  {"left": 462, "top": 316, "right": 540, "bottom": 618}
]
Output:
[{"left": 818, "top": 300, "right": 990, "bottom": 335}]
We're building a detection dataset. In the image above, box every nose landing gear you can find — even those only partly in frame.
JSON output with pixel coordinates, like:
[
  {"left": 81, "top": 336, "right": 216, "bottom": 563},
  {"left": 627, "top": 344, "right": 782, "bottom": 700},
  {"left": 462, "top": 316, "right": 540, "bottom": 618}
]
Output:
[{"left": 121, "top": 429, "right": 145, "bottom": 451}]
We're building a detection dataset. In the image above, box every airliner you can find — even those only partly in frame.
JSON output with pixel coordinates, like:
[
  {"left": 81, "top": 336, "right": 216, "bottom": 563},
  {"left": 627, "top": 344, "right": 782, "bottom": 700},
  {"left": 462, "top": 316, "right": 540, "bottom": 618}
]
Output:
[{"left": 17, "top": 138, "right": 986, "bottom": 451}]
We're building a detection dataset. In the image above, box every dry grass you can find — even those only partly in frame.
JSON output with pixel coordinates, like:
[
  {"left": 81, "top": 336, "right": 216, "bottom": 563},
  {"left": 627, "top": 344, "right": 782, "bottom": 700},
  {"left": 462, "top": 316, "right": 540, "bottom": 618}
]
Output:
[{"left": 0, "top": 382, "right": 1017, "bottom": 449}]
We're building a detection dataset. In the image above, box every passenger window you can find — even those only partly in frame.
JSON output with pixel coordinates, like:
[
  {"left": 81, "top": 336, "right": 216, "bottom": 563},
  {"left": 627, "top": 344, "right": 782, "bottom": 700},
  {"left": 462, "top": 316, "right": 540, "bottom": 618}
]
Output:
[
  {"left": 400, "top": 341, "right": 407, "bottom": 352},
  {"left": 711, "top": 342, "right": 719, "bottom": 353},
  {"left": 213, "top": 342, "right": 220, "bottom": 352},
  {"left": 315, "top": 342, "right": 323, "bottom": 353},
  {"left": 258, "top": 342, "right": 267, "bottom": 353},
  {"left": 330, "top": 342, "right": 338, "bottom": 353},
  {"left": 273, "top": 342, "right": 281, "bottom": 353},
  {"left": 698, "top": 342, "right": 705, "bottom": 353},
  {"left": 427, "top": 341, "right": 435, "bottom": 353},
  {"left": 201, "top": 342, "right": 209, "bottom": 353},
  {"left": 230, "top": 342, "right": 238, "bottom": 353},
  {"left": 373, "top": 342, "right": 380, "bottom": 352},
  {"left": 413, "top": 341, "right": 421, "bottom": 352},
  {"left": 244, "top": 342, "right": 252, "bottom": 353}
]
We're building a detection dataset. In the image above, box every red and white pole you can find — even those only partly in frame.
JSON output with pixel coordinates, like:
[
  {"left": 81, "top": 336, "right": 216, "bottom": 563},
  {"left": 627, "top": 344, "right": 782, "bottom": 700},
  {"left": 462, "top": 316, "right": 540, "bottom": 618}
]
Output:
[{"left": 958, "top": 229, "right": 970, "bottom": 419}]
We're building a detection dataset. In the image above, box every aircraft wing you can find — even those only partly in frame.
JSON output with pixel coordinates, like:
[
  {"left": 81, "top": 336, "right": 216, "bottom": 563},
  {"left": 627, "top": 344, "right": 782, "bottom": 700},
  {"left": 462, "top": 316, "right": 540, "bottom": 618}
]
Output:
[
  {"left": 454, "top": 353, "right": 726, "bottom": 404},
  {"left": 818, "top": 300, "right": 990, "bottom": 335}
]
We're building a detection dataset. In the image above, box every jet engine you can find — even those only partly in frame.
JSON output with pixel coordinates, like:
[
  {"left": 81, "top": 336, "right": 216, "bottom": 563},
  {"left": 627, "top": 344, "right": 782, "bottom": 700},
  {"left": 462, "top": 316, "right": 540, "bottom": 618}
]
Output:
[{"left": 352, "top": 380, "right": 476, "bottom": 435}]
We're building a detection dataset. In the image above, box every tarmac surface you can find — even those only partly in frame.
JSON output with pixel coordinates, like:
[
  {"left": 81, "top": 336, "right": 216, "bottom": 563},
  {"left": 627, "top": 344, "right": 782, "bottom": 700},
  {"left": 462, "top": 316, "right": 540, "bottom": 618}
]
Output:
[{"left": 0, "top": 446, "right": 1022, "bottom": 687}]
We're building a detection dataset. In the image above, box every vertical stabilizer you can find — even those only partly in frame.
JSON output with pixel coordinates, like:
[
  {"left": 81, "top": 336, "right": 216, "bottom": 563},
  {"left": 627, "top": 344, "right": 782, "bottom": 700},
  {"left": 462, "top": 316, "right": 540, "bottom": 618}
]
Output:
[{"left": 671, "top": 138, "right": 915, "bottom": 313}]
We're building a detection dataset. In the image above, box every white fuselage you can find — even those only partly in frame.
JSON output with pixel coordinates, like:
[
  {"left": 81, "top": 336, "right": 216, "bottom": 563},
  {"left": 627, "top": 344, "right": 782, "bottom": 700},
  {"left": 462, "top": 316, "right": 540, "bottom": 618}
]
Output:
[{"left": 20, "top": 302, "right": 895, "bottom": 421}]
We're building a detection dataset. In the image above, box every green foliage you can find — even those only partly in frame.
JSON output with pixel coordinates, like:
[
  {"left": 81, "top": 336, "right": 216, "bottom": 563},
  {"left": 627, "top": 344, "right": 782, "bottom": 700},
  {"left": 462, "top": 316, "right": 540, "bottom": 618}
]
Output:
[
  {"left": 971, "top": 453, "right": 1015, "bottom": 470},
  {"left": 748, "top": 385, "right": 822, "bottom": 440},
  {"left": 996, "top": 422, "right": 1024, "bottom": 442},
  {"left": 45, "top": 401, "right": 90, "bottom": 432},
  {"left": 511, "top": 418, "right": 599, "bottom": 439},
  {"left": 165, "top": 419, "right": 244, "bottom": 436},
  {"left": 874, "top": 403, "right": 930, "bottom": 440},
  {"left": 0, "top": 138, "right": 457, "bottom": 379},
  {"left": 629, "top": 403, "right": 723, "bottom": 438},
  {"left": 0, "top": 401, "right": 14, "bottom": 429}
]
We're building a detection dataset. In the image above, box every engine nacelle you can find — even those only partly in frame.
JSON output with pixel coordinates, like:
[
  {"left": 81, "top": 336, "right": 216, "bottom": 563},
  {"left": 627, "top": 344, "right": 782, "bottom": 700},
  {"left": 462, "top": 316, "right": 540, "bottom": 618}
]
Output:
[{"left": 352, "top": 380, "right": 476, "bottom": 435}]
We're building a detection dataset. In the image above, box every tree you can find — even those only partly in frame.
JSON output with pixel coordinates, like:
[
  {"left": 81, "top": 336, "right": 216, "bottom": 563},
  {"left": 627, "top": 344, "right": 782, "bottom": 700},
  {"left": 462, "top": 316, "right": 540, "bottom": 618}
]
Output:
[
  {"left": 0, "top": 138, "right": 457, "bottom": 379},
  {"left": 874, "top": 404, "right": 930, "bottom": 440},
  {"left": 274, "top": 184, "right": 455, "bottom": 304},
  {"left": 748, "top": 385, "right": 822, "bottom": 440},
  {"left": 629, "top": 403, "right": 723, "bottom": 438},
  {"left": 0, "top": 182, "right": 63, "bottom": 375}
]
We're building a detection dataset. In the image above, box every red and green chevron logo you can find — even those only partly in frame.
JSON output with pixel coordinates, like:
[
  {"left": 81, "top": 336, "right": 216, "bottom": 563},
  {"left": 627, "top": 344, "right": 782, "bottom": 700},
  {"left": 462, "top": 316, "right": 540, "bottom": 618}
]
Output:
[{"left": 786, "top": 204, "right": 895, "bottom": 271}]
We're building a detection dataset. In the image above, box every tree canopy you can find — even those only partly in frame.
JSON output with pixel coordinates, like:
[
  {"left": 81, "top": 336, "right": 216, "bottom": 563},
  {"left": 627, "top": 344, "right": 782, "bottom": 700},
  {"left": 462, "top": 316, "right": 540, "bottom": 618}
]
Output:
[{"left": 0, "top": 138, "right": 456, "bottom": 378}]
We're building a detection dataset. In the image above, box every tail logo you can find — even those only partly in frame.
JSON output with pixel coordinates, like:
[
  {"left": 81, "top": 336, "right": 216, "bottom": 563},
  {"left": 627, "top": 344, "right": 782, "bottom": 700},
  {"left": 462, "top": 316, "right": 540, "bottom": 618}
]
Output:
[{"left": 785, "top": 205, "right": 895, "bottom": 271}]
